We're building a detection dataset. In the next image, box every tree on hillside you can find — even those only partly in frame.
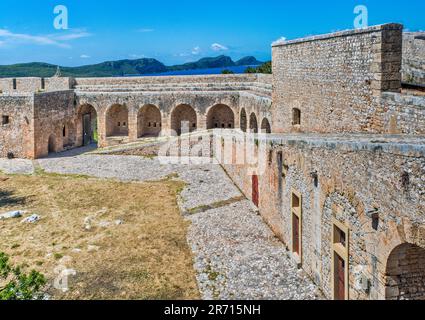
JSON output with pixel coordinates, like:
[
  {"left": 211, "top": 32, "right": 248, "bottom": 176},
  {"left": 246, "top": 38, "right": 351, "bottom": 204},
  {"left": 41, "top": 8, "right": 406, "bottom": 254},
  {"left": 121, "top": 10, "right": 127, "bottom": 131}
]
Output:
[
  {"left": 245, "top": 61, "right": 272, "bottom": 74},
  {"left": 221, "top": 69, "right": 234, "bottom": 74}
]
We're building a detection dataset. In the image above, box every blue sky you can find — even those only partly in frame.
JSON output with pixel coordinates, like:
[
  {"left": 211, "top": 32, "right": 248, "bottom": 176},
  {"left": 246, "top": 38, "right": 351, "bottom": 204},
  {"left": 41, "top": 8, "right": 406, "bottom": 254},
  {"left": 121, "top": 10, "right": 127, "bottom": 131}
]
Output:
[{"left": 0, "top": 0, "right": 423, "bottom": 66}]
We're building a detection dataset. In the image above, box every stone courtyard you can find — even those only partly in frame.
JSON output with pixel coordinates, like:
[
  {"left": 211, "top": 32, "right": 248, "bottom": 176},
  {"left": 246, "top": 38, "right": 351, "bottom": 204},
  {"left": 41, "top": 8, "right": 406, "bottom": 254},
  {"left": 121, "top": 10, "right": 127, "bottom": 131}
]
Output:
[
  {"left": 1, "top": 23, "right": 425, "bottom": 300},
  {"left": 0, "top": 147, "right": 322, "bottom": 300}
]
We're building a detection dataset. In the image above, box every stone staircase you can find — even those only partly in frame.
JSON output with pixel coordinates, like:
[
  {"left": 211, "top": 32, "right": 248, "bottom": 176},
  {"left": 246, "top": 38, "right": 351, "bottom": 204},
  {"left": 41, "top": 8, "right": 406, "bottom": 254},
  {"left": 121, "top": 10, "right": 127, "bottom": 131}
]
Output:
[{"left": 74, "top": 75, "right": 272, "bottom": 98}]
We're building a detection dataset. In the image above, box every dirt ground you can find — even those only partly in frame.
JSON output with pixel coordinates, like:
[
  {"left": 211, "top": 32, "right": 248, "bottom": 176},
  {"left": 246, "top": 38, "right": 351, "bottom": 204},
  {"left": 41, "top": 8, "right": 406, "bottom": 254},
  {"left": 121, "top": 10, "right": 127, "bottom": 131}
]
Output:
[{"left": 0, "top": 170, "right": 200, "bottom": 300}]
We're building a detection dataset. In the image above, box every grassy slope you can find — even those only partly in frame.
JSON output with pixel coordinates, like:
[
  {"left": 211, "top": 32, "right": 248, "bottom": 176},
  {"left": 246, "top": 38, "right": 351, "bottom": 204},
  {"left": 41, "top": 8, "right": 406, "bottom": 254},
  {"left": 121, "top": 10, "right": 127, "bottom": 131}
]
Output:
[{"left": 0, "top": 172, "right": 199, "bottom": 300}]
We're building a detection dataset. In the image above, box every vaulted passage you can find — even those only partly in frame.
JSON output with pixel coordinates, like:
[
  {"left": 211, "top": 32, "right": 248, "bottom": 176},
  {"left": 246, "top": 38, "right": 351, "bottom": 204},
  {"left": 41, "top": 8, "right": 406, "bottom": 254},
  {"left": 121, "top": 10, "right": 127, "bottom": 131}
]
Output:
[
  {"left": 250, "top": 113, "right": 258, "bottom": 133},
  {"left": 138, "top": 104, "right": 162, "bottom": 138},
  {"left": 261, "top": 118, "right": 271, "bottom": 133},
  {"left": 171, "top": 104, "right": 197, "bottom": 136},
  {"left": 385, "top": 243, "right": 425, "bottom": 300},
  {"left": 207, "top": 104, "right": 235, "bottom": 129},
  {"left": 78, "top": 104, "right": 98, "bottom": 146},
  {"left": 240, "top": 108, "right": 247, "bottom": 132},
  {"left": 48, "top": 134, "right": 56, "bottom": 154},
  {"left": 106, "top": 104, "right": 129, "bottom": 137}
]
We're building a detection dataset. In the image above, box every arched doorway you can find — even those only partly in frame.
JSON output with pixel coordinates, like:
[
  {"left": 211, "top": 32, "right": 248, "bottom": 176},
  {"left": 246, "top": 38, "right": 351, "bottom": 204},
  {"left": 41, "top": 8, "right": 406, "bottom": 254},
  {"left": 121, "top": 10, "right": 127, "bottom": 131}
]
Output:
[
  {"left": 207, "top": 104, "right": 235, "bottom": 129},
  {"left": 261, "top": 118, "right": 271, "bottom": 133},
  {"left": 48, "top": 134, "right": 56, "bottom": 154},
  {"left": 240, "top": 108, "right": 247, "bottom": 132},
  {"left": 385, "top": 243, "right": 425, "bottom": 300},
  {"left": 106, "top": 104, "right": 129, "bottom": 137},
  {"left": 249, "top": 113, "right": 258, "bottom": 133},
  {"left": 78, "top": 104, "right": 98, "bottom": 146},
  {"left": 138, "top": 104, "right": 162, "bottom": 138},
  {"left": 171, "top": 104, "right": 197, "bottom": 136}
]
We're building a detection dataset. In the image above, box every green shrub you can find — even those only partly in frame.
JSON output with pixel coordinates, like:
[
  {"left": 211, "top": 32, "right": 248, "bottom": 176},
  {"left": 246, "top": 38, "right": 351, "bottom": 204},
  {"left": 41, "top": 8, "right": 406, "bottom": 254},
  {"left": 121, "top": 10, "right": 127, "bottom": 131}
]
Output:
[
  {"left": 245, "top": 61, "right": 272, "bottom": 74},
  {"left": 221, "top": 69, "right": 234, "bottom": 74},
  {"left": 0, "top": 252, "right": 46, "bottom": 300}
]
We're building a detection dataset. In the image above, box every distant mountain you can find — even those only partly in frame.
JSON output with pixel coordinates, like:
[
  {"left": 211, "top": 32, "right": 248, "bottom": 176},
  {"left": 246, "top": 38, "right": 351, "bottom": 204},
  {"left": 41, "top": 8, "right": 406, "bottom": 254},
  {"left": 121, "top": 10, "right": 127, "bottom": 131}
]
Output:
[
  {"left": 169, "top": 55, "right": 235, "bottom": 71},
  {"left": 235, "top": 56, "right": 262, "bottom": 66},
  {"left": 0, "top": 55, "right": 262, "bottom": 78}
]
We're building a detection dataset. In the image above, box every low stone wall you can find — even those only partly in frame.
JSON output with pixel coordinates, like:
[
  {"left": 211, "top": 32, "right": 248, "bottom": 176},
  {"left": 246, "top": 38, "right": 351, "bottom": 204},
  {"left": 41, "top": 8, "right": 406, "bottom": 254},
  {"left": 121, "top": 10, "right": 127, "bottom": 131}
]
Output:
[
  {"left": 215, "top": 132, "right": 425, "bottom": 300},
  {"left": 0, "top": 77, "right": 73, "bottom": 94},
  {"left": 403, "top": 32, "right": 425, "bottom": 85},
  {"left": 75, "top": 74, "right": 264, "bottom": 86},
  {"left": 382, "top": 92, "right": 425, "bottom": 134},
  {"left": 0, "top": 95, "right": 34, "bottom": 158},
  {"left": 33, "top": 90, "right": 76, "bottom": 158},
  {"left": 272, "top": 24, "right": 403, "bottom": 134}
]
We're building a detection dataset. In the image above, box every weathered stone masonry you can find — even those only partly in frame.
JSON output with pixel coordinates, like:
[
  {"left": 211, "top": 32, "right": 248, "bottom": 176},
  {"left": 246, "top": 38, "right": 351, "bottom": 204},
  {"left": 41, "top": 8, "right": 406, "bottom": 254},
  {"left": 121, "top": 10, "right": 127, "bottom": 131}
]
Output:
[{"left": 0, "top": 24, "right": 424, "bottom": 300}]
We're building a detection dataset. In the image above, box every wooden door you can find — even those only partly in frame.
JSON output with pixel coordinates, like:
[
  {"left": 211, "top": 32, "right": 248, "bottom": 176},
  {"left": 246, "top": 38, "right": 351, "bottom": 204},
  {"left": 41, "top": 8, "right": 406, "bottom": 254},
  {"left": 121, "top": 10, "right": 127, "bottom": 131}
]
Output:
[
  {"left": 334, "top": 253, "right": 346, "bottom": 300},
  {"left": 293, "top": 214, "right": 300, "bottom": 254},
  {"left": 252, "top": 175, "right": 259, "bottom": 207}
]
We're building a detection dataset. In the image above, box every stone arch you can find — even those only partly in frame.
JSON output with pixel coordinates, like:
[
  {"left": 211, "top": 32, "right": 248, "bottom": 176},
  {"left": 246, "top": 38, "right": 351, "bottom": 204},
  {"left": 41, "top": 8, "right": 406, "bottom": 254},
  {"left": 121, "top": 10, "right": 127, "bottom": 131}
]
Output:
[
  {"left": 385, "top": 243, "right": 425, "bottom": 300},
  {"left": 206, "top": 104, "right": 235, "bottom": 129},
  {"left": 138, "top": 104, "right": 162, "bottom": 138},
  {"left": 62, "top": 121, "right": 76, "bottom": 148},
  {"left": 48, "top": 134, "right": 57, "bottom": 154},
  {"left": 249, "top": 113, "right": 258, "bottom": 133},
  {"left": 77, "top": 104, "right": 98, "bottom": 146},
  {"left": 171, "top": 104, "right": 197, "bottom": 136},
  {"left": 240, "top": 108, "right": 247, "bottom": 132},
  {"left": 261, "top": 118, "right": 271, "bottom": 133},
  {"left": 106, "top": 104, "right": 129, "bottom": 137}
]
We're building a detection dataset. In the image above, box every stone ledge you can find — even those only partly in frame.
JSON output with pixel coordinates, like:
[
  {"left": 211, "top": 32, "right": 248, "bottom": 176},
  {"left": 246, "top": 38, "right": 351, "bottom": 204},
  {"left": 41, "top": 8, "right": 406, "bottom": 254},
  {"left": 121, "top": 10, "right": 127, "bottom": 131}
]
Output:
[
  {"left": 272, "top": 23, "right": 403, "bottom": 47},
  {"left": 263, "top": 133, "right": 425, "bottom": 157},
  {"left": 382, "top": 92, "right": 425, "bottom": 107}
]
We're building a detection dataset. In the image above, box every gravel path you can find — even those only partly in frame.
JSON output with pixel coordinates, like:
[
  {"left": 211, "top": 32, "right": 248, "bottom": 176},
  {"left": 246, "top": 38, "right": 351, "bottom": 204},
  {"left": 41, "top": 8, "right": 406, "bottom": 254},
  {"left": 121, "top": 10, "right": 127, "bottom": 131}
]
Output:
[
  {"left": 0, "top": 148, "right": 322, "bottom": 300},
  {"left": 187, "top": 200, "right": 322, "bottom": 300},
  {"left": 0, "top": 158, "right": 35, "bottom": 175}
]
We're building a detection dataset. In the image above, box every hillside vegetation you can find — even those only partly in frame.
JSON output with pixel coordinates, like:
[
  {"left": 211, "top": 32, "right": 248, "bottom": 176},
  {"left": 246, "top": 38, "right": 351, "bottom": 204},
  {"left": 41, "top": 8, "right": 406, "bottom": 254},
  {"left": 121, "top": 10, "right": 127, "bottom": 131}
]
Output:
[{"left": 0, "top": 56, "right": 262, "bottom": 78}]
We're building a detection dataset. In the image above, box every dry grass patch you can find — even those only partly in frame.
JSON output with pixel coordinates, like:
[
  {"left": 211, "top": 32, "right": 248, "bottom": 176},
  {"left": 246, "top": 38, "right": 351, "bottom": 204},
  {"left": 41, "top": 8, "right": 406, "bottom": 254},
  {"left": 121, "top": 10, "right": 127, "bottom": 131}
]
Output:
[{"left": 0, "top": 172, "right": 199, "bottom": 300}]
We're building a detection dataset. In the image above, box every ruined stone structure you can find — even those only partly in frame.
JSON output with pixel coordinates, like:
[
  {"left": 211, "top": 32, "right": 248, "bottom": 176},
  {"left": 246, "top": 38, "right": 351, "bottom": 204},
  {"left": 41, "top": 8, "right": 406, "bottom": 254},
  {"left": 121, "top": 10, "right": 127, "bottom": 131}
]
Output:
[{"left": 1, "top": 24, "right": 424, "bottom": 300}]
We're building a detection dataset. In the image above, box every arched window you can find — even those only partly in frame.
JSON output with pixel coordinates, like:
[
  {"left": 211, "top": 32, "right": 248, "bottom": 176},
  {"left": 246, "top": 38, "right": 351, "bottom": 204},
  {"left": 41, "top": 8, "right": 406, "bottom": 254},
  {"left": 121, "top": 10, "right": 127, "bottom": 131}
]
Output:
[
  {"left": 206, "top": 104, "right": 235, "bottom": 130},
  {"left": 249, "top": 113, "right": 258, "bottom": 133},
  {"left": 261, "top": 118, "right": 271, "bottom": 134},
  {"left": 292, "top": 108, "right": 301, "bottom": 126},
  {"left": 171, "top": 104, "right": 197, "bottom": 136},
  {"left": 106, "top": 104, "right": 129, "bottom": 137},
  {"left": 138, "top": 104, "right": 162, "bottom": 138},
  {"left": 240, "top": 108, "right": 247, "bottom": 132}
]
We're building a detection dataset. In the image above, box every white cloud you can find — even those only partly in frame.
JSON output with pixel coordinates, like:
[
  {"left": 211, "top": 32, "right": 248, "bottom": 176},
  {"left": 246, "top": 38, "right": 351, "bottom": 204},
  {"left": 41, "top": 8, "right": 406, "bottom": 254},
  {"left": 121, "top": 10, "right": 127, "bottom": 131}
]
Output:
[
  {"left": 192, "top": 46, "right": 201, "bottom": 55},
  {"left": 129, "top": 54, "right": 146, "bottom": 59},
  {"left": 80, "top": 54, "right": 90, "bottom": 59},
  {"left": 53, "top": 31, "right": 92, "bottom": 41},
  {"left": 137, "top": 28, "right": 154, "bottom": 33},
  {"left": 211, "top": 43, "right": 228, "bottom": 51},
  {"left": 0, "top": 29, "right": 68, "bottom": 47},
  {"left": 272, "top": 36, "right": 286, "bottom": 46},
  {"left": 0, "top": 28, "right": 92, "bottom": 48}
]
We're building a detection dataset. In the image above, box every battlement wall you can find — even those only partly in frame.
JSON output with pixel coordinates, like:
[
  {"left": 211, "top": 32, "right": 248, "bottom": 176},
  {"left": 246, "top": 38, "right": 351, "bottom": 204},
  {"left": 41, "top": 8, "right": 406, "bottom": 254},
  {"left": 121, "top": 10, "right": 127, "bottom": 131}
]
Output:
[{"left": 272, "top": 23, "right": 404, "bottom": 134}]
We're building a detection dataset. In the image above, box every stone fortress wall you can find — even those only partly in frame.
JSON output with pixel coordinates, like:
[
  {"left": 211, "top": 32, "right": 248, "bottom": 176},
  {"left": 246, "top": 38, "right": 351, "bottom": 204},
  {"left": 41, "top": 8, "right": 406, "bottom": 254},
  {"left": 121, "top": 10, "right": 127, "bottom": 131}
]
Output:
[
  {"left": 0, "top": 24, "right": 424, "bottom": 300},
  {"left": 212, "top": 23, "right": 425, "bottom": 300},
  {"left": 403, "top": 32, "right": 425, "bottom": 85}
]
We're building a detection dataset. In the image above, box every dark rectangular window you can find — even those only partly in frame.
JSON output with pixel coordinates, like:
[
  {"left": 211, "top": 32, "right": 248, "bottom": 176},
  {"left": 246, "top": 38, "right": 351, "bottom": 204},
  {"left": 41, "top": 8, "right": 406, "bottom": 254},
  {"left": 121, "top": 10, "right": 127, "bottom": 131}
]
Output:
[
  {"left": 334, "top": 225, "right": 347, "bottom": 248},
  {"left": 12, "top": 79, "right": 17, "bottom": 90},
  {"left": 292, "top": 193, "right": 300, "bottom": 209},
  {"left": 41, "top": 78, "right": 45, "bottom": 90},
  {"left": 2, "top": 115, "right": 10, "bottom": 125}
]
